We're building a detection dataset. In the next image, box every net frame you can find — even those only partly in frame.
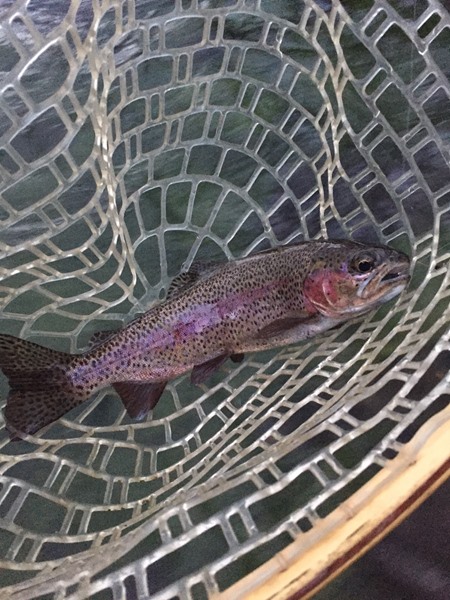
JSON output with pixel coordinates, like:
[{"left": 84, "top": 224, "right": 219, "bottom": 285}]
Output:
[
  {"left": 0, "top": 0, "right": 449, "bottom": 598},
  {"left": 222, "top": 403, "right": 450, "bottom": 599}
]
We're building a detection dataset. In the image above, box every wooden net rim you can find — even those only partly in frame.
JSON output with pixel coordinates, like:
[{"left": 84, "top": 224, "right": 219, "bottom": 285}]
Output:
[{"left": 218, "top": 404, "right": 450, "bottom": 600}]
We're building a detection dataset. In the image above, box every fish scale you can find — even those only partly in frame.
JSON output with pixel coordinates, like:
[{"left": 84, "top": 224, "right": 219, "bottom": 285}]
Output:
[
  {"left": 0, "top": 239, "right": 410, "bottom": 437},
  {"left": 91, "top": 248, "right": 310, "bottom": 377}
]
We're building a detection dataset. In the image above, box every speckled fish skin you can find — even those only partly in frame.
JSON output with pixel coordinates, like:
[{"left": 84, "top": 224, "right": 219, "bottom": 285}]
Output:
[{"left": 0, "top": 239, "right": 410, "bottom": 437}]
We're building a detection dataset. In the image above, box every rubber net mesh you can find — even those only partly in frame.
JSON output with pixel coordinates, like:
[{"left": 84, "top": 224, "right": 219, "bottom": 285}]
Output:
[{"left": 0, "top": 0, "right": 449, "bottom": 598}]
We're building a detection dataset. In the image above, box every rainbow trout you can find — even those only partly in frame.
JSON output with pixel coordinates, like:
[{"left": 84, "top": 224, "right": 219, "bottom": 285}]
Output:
[{"left": 0, "top": 240, "right": 410, "bottom": 437}]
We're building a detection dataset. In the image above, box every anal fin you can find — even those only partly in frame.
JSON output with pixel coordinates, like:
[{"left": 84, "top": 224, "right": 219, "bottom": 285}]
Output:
[
  {"left": 191, "top": 354, "right": 229, "bottom": 384},
  {"left": 113, "top": 381, "right": 167, "bottom": 420}
]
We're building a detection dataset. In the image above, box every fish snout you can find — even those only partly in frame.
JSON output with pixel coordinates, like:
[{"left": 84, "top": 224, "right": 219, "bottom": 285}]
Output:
[{"left": 357, "top": 256, "right": 411, "bottom": 302}]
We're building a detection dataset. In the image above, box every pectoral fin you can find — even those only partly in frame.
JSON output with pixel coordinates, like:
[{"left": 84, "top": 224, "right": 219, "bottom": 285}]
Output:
[
  {"left": 255, "top": 315, "right": 313, "bottom": 340},
  {"left": 191, "top": 354, "right": 229, "bottom": 384},
  {"left": 113, "top": 381, "right": 167, "bottom": 420}
]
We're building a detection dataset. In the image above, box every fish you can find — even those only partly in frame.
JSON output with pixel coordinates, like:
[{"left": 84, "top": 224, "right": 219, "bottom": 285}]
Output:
[{"left": 0, "top": 239, "right": 410, "bottom": 438}]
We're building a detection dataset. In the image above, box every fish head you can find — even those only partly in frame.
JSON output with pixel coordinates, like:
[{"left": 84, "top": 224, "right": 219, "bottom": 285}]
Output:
[{"left": 303, "top": 242, "right": 411, "bottom": 319}]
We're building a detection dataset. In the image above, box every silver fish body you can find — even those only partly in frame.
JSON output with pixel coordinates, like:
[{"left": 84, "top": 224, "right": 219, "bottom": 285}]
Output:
[{"left": 0, "top": 239, "right": 410, "bottom": 436}]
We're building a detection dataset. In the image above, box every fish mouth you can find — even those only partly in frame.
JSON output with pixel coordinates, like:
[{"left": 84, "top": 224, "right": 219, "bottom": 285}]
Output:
[
  {"left": 380, "top": 269, "right": 410, "bottom": 284},
  {"left": 357, "top": 259, "right": 411, "bottom": 303},
  {"left": 360, "top": 261, "right": 410, "bottom": 301}
]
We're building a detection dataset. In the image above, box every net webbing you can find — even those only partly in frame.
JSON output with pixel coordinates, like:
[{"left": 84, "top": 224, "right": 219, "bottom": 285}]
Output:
[{"left": 0, "top": 1, "right": 449, "bottom": 598}]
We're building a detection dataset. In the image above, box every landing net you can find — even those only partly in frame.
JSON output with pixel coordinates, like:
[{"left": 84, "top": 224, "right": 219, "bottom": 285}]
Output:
[{"left": 0, "top": 1, "right": 449, "bottom": 599}]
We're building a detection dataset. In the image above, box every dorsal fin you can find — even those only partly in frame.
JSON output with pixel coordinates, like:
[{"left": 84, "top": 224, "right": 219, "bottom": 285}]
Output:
[
  {"left": 166, "top": 261, "right": 221, "bottom": 300},
  {"left": 88, "top": 328, "right": 120, "bottom": 349},
  {"left": 166, "top": 271, "right": 199, "bottom": 301}
]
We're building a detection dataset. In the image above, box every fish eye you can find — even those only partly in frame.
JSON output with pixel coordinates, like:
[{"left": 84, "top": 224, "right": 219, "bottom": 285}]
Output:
[
  {"left": 352, "top": 253, "right": 377, "bottom": 274},
  {"left": 357, "top": 259, "right": 374, "bottom": 273}
]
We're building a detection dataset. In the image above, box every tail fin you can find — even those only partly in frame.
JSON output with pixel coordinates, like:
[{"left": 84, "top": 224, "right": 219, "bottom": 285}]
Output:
[{"left": 0, "top": 335, "right": 84, "bottom": 438}]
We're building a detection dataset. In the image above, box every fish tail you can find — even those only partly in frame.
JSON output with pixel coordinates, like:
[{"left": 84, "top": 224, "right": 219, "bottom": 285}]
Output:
[{"left": 0, "top": 334, "right": 85, "bottom": 438}]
